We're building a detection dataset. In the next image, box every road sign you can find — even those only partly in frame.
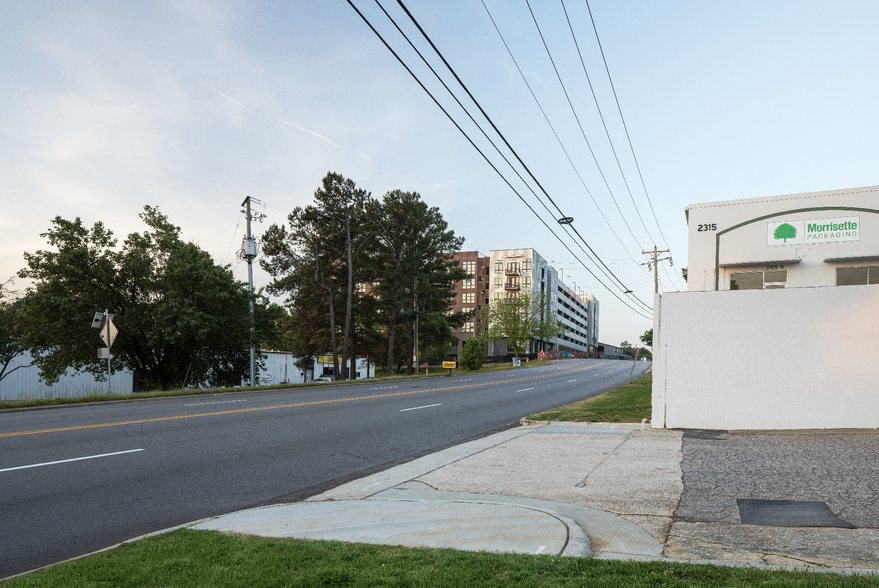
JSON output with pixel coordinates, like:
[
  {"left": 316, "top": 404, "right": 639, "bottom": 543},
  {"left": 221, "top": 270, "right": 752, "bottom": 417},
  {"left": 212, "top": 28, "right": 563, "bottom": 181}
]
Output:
[
  {"left": 442, "top": 361, "right": 457, "bottom": 369},
  {"left": 98, "top": 348, "right": 109, "bottom": 359},
  {"left": 99, "top": 318, "right": 118, "bottom": 348}
]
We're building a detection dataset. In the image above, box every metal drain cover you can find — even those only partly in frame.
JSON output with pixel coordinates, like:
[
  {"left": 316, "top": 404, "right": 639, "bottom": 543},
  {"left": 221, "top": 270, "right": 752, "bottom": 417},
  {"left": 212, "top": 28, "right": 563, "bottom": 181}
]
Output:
[{"left": 737, "top": 499, "right": 855, "bottom": 528}]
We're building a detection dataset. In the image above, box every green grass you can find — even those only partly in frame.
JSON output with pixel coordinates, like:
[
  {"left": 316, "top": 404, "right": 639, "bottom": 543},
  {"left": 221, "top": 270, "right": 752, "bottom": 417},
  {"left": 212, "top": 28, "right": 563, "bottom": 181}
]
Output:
[
  {"left": 0, "top": 360, "right": 553, "bottom": 411},
  {"left": 527, "top": 370, "right": 652, "bottom": 423},
  {"left": 5, "top": 530, "right": 875, "bottom": 587}
]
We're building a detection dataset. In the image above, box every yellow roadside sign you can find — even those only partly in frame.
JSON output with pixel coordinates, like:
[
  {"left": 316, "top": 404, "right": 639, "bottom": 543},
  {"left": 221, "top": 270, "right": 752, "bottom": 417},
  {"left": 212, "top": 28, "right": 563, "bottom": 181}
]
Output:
[{"left": 442, "top": 361, "right": 457, "bottom": 369}]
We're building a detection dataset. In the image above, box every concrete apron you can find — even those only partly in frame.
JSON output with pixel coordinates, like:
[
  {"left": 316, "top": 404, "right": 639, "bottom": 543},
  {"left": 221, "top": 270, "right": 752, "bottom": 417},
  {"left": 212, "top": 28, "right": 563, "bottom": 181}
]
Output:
[
  {"left": 193, "top": 424, "right": 665, "bottom": 560},
  {"left": 192, "top": 423, "right": 879, "bottom": 573}
]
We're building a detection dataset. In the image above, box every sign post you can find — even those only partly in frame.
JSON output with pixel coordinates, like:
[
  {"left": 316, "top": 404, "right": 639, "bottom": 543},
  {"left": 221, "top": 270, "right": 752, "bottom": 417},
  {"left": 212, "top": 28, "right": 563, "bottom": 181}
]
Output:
[{"left": 91, "top": 311, "right": 118, "bottom": 394}]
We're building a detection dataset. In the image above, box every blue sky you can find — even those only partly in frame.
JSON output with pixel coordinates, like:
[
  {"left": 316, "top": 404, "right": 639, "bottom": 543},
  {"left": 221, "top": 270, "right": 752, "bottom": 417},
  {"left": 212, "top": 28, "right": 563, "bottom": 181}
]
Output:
[{"left": 2, "top": 1, "right": 877, "bottom": 347}]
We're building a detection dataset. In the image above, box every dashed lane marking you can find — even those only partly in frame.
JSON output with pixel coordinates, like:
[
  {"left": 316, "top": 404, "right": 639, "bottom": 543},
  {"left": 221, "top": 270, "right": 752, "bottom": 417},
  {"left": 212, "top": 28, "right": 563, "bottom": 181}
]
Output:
[
  {"left": 1, "top": 449, "right": 145, "bottom": 473},
  {"left": 184, "top": 399, "right": 247, "bottom": 407},
  {"left": 0, "top": 363, "right": 609, "bottom": 439},
  {"left": 400, "top": 404, "right": 442, "bottom": 412}
]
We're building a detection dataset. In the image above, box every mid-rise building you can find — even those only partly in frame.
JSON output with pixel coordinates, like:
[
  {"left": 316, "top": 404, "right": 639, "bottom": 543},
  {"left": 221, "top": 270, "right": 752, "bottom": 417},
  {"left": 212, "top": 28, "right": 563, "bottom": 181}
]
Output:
[
  {"left": 447, "top": 251, "right": 491, "bottom": 357},
  {"left": 449, "top": 248, "right": 598, "bottom": 359}
]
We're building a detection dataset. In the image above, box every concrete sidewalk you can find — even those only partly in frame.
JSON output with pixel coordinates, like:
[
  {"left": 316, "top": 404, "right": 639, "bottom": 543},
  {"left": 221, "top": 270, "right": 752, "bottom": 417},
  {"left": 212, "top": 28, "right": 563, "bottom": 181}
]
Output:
[{"left": 193, "top": 422, "right": 879, "bottom": 574}]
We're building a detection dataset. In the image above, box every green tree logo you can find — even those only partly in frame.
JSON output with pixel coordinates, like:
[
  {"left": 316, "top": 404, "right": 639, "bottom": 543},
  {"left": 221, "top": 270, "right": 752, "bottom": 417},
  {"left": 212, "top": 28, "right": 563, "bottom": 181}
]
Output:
[{"left": 774, "top": 223, "right": 797, "bottom": 242}]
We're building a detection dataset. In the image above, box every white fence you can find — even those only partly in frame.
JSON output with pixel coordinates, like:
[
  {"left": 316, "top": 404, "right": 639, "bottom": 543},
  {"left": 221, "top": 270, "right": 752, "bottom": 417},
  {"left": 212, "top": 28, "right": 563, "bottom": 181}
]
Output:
[
  {"left": 0, "top": 351, "right": 133, "bottom": 401},
  {"left": 652, "top": 285, "right": 879, "bottom": 430},
  {"left": 1, "top": 351, "right": 377, "bottom": 401}
]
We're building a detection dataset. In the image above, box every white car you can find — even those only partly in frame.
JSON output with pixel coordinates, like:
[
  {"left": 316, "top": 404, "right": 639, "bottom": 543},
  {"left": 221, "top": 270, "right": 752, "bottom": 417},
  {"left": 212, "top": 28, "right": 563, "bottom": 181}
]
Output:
[{"left": 313, "top": 375, "right": 335, "bottom": 383}]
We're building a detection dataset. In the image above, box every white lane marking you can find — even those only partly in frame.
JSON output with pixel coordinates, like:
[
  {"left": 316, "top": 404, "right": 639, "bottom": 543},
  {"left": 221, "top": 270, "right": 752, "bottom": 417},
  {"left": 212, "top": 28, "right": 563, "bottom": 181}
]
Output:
[
  {"left": 184, "top": 399, "right": 247, "bottom": 407},
  {"left": 568, "top": 379, "right": 578, "bottom": 382},
  {"left": 370, "top": 386, "right": 399, "bottom": 390},
  {"left": 516, "top": 387, "right": 535, "bottom": 392},
  {"left": 536, "top": 545, "right": 546, "bottom": 554},
  {"left": 1, "top": 449, "right": 145, "bottom": 473},
  {"left": 400, "top": 403, "right": 442, "bottom": 412}
]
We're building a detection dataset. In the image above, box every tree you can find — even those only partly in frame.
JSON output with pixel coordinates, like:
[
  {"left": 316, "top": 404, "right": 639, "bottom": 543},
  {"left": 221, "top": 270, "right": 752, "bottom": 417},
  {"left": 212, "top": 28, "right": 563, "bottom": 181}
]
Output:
[
  {"left": 620, "top": 341, "right": 634, "bottom": 350},
  {"left": 0, "top": 278, "right": 30, "bottom": 383},
  {"left": 774, "top": 223, "right": 797, "bottom": 243},
  {"left": 640, "top": 328, "right": 653, "bottom": 348},
  {"left": 682, "top": 267, "right": 687, "bottom": 283},
  {"left": 484, "top": 292, "right": 563, "bottom": 360},
  {"left": 17, "top": 207, "right": 279, "bottom": 390},
  {"left": 261, "top": 172, "right": 371, "bottom": 380},
  {"left": 368, "top": 190, "right": 468, "bottom": 375},
  {"left": 459, "top": 335, "right": 487, "bottom": 371}
]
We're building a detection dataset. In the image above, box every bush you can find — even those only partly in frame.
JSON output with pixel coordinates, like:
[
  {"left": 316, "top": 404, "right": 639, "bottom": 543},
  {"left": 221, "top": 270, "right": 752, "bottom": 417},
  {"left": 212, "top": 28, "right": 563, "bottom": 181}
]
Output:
[{"left": 460, "top": 337, "right": 486, "bottom": 371}]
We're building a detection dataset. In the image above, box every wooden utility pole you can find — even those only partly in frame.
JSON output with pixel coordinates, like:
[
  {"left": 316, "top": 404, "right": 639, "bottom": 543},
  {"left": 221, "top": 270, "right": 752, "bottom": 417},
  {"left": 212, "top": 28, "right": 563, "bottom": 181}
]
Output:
[{"left": 642, "top": 247, "right": 671, "bottom": 294}]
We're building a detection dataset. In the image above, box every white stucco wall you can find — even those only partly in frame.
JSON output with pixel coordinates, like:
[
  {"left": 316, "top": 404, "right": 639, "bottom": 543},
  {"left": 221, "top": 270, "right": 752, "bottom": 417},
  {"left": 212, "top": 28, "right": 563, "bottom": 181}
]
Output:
[{"left": 652, "top": 286, "right": 879, "bottom": 430}]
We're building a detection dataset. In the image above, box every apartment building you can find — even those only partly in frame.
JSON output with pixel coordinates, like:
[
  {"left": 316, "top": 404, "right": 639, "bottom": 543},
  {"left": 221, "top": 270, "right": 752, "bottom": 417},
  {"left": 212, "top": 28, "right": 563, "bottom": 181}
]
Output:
[
  {"left": 447, "top": 251, "right": 491, "bottom": 357},
  {"left": 448, "top": 248, "right": 598, "bottom": 359}
]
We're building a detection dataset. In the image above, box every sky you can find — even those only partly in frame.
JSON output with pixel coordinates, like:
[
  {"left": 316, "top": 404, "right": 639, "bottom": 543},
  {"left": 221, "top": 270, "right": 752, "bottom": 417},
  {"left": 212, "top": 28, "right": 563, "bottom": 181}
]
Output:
[{"left": 2, "top": 0, "right": 878, "bottom": 348}]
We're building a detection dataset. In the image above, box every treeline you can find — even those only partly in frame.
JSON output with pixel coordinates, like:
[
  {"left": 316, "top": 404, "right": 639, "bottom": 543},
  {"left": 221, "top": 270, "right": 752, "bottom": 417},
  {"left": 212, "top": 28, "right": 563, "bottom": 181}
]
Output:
[
  {"left": 260, "top": 172, "right": 469, "bottom": 379},
  {"left": 0, "top": 173, "right": 469, "bottom": 391},
  {"left": 5, "top": 207, "right": 283, "bottom": 390}
]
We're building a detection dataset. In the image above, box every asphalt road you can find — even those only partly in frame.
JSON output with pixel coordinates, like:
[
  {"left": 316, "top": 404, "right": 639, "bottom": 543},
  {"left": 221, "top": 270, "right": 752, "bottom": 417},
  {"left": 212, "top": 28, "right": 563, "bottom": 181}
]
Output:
[{"left": 0, "top": 358, "right": 649, "bottom": 578}]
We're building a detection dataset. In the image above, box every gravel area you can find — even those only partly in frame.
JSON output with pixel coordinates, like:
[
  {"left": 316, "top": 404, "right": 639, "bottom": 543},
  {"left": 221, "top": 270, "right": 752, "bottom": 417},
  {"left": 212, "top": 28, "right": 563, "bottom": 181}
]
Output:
[{"left": 676, "top": 430, "right": 879, "bottom": 529}]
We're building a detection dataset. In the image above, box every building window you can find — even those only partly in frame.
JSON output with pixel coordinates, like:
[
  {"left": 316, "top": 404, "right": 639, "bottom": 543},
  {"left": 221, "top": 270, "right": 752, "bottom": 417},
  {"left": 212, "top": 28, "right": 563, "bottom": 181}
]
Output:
[
  {"left": 462, "top": 278, "right": 475, "bottom": 289},
  {"left": 523, "top": 259, "right": 532, "bottom": 271},
  {"left": 462, "top": 292, "right": 475, "bottom": 304},
  {"left": 730, "top": 270, "right": 787, "bottom": 290},
  {"left": 523, "top": 276, "right": 531, "bottom": 287},
  {"left": 462, "top": 261, "right": 475, "bottom": 275},
  {"left": 494, "top": 260, "right": 503, "bottom": 273},
  {"left": 494, "top": 292, "right": 502, "bottom": 299},
  {"left": 837, "top": 266, "right": 879, "bottom": 285},
  {"left": 494, "top": 277, "right": 502, "bottom": 288},
  {"left": 462, "top": 321, "right": 474, "bottom": 332}
]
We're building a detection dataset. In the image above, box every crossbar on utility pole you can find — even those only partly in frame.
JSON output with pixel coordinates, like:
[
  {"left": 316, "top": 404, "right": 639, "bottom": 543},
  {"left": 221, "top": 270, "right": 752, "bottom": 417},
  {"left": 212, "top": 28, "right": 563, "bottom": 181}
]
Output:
[{"left": 642, "top": 247, "right": 671, "bottom": 294}]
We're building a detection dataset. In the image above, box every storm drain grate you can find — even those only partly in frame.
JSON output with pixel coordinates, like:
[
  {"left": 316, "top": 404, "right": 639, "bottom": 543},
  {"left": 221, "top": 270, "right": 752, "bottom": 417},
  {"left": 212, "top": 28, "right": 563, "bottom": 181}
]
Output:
[{"left": 737, "top": 499, "right": 855, "bottom": 528}]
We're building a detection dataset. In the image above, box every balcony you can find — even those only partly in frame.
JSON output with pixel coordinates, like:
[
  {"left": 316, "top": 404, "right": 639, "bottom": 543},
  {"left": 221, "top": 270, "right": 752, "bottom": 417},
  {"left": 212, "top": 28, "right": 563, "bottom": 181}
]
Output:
[
  {"left": 504, "top": 281, "right": 521, "bottom": 291},
  {"left": 504, "top": 265, "right": 521, "bottom": 276}
]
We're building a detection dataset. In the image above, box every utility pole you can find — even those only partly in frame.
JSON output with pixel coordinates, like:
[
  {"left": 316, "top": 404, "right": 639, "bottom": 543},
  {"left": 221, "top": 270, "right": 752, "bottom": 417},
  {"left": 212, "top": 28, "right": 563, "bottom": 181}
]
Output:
[
  {"left": 642, "top": 247, "right": 671, "bottom": 294},
  {"left": 242, "top": 196, "right": 257, "bottom": 387}
]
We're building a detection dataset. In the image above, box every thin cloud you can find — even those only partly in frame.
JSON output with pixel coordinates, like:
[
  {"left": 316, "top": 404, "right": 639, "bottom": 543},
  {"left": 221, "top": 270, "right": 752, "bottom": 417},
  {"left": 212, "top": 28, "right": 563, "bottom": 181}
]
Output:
[
  {"left": 272, "top": 117, "right": 370, "bottom": 160},
  {"left": 172, "top": 66, "right": 325, "bottom": 151}
]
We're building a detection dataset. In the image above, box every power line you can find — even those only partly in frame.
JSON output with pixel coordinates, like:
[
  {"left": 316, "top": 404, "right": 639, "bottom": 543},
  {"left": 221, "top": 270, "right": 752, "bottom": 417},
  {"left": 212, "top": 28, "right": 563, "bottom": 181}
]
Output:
[
  {"left": 557, "top": 0, "right": 657, "bottom": 245},
  {"left": 371, "top": 0, "right": 650, "bottom": 312},
  {"left": 582, "top": 0, "right": 686, "bottom": 291},
  {"left": 479, "top": 0, "right": 639, "bottom": 265},
  {"left": 522, "top": 0, "right": 644, "bottom": 251},
  {"left": 391, "top": 0, "right": 652, "bottom": 313},
  {"left": 344, "top": 0, "right": 652, "bottom": 319}
]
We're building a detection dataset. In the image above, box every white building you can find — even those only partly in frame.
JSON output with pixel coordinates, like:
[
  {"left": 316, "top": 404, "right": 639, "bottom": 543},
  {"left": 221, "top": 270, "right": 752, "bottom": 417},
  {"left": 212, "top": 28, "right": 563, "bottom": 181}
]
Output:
[
  {"left": 654, "top": 185, "right": 879, "bottom": 430},
  {"left": 686, "top": 185, "right": 879, "bottom": 291},
  {"left": 486, "top": 248, "right": 597, "bottom": 356}
]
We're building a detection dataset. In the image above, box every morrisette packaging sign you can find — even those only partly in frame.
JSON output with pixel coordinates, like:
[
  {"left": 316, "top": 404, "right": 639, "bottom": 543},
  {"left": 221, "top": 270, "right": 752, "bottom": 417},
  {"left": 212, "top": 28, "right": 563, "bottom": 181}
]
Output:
[{"left": 767, "top": 216, "right": 860, "bottom": 246}]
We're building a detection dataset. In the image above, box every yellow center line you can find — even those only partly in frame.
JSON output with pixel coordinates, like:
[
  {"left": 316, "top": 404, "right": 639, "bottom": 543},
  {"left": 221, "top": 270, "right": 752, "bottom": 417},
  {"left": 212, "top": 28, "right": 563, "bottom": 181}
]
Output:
[{"left": 0, "top": 363, "right": 608, "bottom": 439}]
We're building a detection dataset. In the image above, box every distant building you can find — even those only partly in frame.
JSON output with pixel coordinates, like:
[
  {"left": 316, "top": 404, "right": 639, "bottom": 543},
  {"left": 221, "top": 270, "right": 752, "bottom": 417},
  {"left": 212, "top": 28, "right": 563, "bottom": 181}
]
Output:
[
  {"left": 446, "top": 251, "right": 489, "bottom": 358},
  {"left": 448, "top": 248, "right": 598, "bottom": 359}
]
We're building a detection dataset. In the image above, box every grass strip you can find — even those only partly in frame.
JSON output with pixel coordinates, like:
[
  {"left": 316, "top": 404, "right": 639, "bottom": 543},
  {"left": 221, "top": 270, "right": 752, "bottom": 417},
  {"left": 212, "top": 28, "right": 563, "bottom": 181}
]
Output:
[
  {"left": 527, "top": 370, "right": 652, "bottom": 423},
  {"left": 5, "top": 530, "right": 874, "bottom": 587}
]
